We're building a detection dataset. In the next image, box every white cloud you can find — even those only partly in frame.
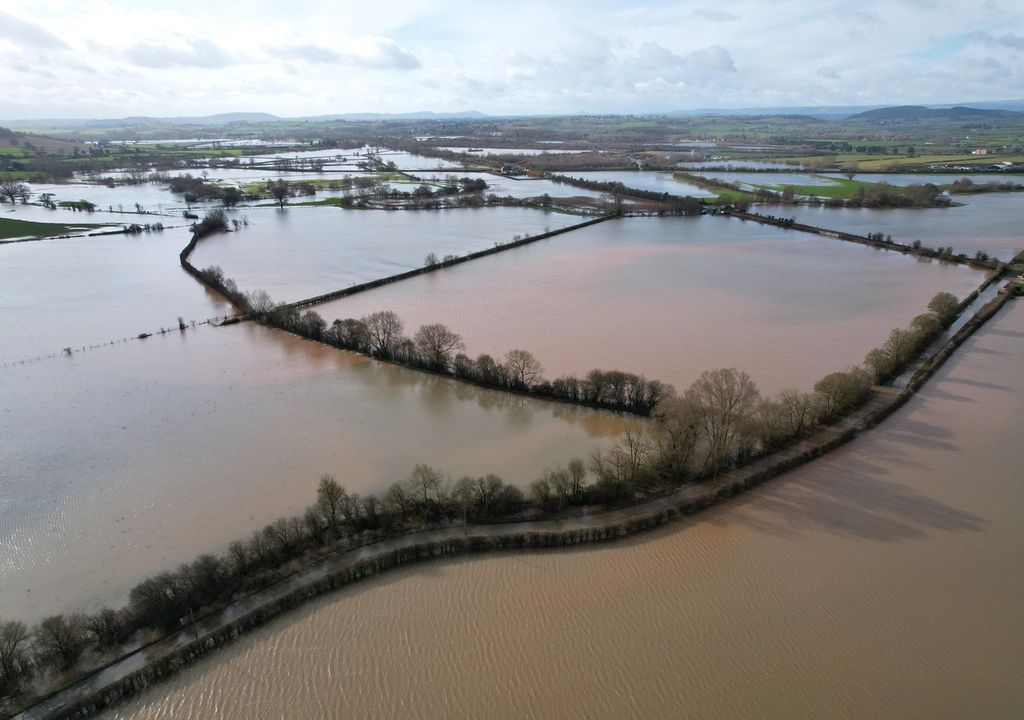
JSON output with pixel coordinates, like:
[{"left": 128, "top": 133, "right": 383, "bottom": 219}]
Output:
[
  {"left": 0, "top": 0, "right": 1023, "bottom": 118},
  {"left": 124, "top": 38, "right": 234, "bottom": 69},
  {"left": 274, "top": 37, "right": 420, "bottom": 69},
  {"left": 0, "top": 10, "right": 67, "bottom": 49}
]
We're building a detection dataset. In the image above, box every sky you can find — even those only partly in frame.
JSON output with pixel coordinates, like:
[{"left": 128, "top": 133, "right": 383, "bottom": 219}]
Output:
[{"left": 1, "top": 0, "right": 1022, "bottom": 119}]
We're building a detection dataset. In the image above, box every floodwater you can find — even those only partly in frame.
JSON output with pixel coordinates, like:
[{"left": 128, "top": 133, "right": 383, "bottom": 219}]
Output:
[
  {"left": 567, "top": 170, "right": 717, "bottom": 198},
  {"left": 312, "top": 216, "right": 986, "bottom": 394},
  {"left": 0, "top": 207, "right": 625, "bottom": 620},
  {"left": 0, "top": 322, "right": 623, "bottom": 621},
  {"left": 188, "top": 206, "right": 583, "bottom": 303},
  {"left": 680, "top": 160, "right": 802, "bottom": 170},
  {"left": 0, "top": 227, "right": 225, "bottom": 363},
  {"left": 694, "top": 171, "right": 839, "bottom": 188},
  {"left": 26, "top": 182, "right": 192, "bottom": 215},
  {"left": 783, "top": 195, "right": 1024, "bottom": 261},
  {"left": 414, "top": 172, "right": 607, "bottom": 201},
  {"left": 434, "top": 147, "right": 586, "bottom": 156},
  {"left": 108, "top": 298, "right": 1024, "bottom": 720}
]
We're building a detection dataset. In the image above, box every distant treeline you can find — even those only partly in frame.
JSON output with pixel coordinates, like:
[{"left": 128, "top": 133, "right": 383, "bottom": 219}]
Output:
[
  {"left": 674, "top": 171, "right": 955, "bottom": 209},
  {"left": 0, "top": 283, "right": 967, "bottom": 703},
  {"left": 947, "top": 177, "right": 1024, "bottom": 194},
  {"left": 551, "top": 174, "right": 706, "bottom": 214}
]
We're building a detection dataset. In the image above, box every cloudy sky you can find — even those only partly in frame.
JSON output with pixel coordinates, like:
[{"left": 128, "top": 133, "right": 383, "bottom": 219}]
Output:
[{"left": 1, "top": 0, "right": 1022, "bottom": 119}]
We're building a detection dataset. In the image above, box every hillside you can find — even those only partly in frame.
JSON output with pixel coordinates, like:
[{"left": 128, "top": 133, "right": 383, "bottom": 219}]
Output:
[{"left": 850, "top": 105, "right": 1024, "bottom": 123}]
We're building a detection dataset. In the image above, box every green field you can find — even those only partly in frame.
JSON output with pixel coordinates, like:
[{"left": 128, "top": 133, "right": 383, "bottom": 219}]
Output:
[{"left": 0, "top": 216, "right": 106, "bottom": 240}]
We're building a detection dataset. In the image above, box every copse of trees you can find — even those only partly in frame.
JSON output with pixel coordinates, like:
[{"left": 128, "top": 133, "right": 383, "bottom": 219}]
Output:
[{"left": 0, "top": 180, "right": 30, "bottom": 204}]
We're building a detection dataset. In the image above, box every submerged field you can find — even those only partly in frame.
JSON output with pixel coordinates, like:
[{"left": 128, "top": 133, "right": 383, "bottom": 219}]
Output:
[
  {"left": 0, "top": 319, "right": 622, "bottom": 622},
  {"left": 1, "top": 159, "right": 1021, "bottom": 717},
  {"left": 188, "top": 205, "right": 582, "bottom": 303},
  {"left": 106, "top": 301, "right": 1024, "bottom": 720},
  {"left": 312, "top": 216, "right": 986, "bottom": 394}
]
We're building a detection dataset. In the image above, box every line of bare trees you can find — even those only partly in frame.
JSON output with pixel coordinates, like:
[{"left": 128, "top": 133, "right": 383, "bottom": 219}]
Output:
[{"left": 243, "top": 298, "right": 675, "bottom": 415}]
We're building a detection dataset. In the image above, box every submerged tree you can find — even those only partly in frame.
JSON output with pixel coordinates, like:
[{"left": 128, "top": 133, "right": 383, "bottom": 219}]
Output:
[
  {"left": 414, "top": 323, "right": 464, "bottom": 371},
  {"left": 361, "top": 310, "right": 404, "bottom": 358}
]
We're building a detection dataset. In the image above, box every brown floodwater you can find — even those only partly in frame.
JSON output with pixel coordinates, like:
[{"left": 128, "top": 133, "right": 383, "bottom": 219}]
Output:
[
  {"left": 188, "top": 206, "right": 582, "bottom": 303},
  {"left": 784, "top": 194, "right": 1024, "bottom": 262},
  {"left": 107, "top": 299, "right": 1024, "bottom": 720},
  {"left": 0, "top": 322, "right": 623, "bottom": 621},
  {"left": 313, "top": 216, "right": 986, "bottom": 394}
]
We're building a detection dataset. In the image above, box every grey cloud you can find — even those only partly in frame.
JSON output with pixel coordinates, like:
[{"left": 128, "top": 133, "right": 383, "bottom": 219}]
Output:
[
  {"left": 0, "top": 10, "right": 68, "bottom": 49},
  {"left": 280, "top": 43, "right": 341, "bottom": 64},
  {"left": 694, "top": 10, "right": 738, "bottom": 22},
  {"left": 273, "top": 38, "right": 420, "bottom": 70},
  {"left": 125, "top": 38, "right": 233, "bottom": 69},
  {"left": 366, "top": 38, "right": 420, "bottom": 70},
  {"left": 975, "top": 32, "right": 1024, "bottom": 50},
  {"left": 637, "top": 43, "right": 736, "bottom": 76}
]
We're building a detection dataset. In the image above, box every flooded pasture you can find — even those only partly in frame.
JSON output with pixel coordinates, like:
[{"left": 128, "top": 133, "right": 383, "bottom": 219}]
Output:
[
  {"left": 567, "top": 170, "right": 717, "bottom": 198},
  {"left": 187, "top": 206, "right": 583, "bottom": 303},
  {"left": 0, "top": 322, "right": 622, "bottom": 621},
  {"left": 311, "top": 216, "right": 986, "bottom": 394},
  {"left": 106, "top": 300, "right": 1024, "bottom": 720},
  {"left": 783, "top": 195, "right": 1024, "bottom": 261}
]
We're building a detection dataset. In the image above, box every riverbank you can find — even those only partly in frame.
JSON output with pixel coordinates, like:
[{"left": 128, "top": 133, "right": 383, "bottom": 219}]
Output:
[{"left": 13, "top": 278, "right": 1016, "bottom": 720}]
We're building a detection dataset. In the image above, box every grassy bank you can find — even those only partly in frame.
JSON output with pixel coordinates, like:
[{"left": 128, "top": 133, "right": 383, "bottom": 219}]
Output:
[{"left": 0, "top": 216, "right": 104, "bottom": 241}]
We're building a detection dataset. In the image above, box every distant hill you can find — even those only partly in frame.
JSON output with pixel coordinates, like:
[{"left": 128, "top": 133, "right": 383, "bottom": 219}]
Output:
[
  {"left": 669, "top": 100, "right": 1024, "bottom": 120},
  {"left": 124, "top": 112, "right": 283, "bottom": 125},
  {"left": 848, "top": 105, "right": 1024, "bottom": 123},
  {"left": 299, "top": 111, "right": 490, "bottom": 121}
]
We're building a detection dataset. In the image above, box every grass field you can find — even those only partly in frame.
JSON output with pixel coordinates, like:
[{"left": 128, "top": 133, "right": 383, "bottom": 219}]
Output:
[{"left": 0, "top": 216, "right": 106, "bottom": 240}]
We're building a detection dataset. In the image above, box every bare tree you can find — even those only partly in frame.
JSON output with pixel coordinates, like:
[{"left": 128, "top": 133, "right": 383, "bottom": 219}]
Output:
[
  {"left": 927, "top": 291, "right": 960, "bottom": 324},
  {"left": 245, "top": 289, "right": 277, "bottom": 317},
  {"left": 0, "top": 180, "right": 28, "bottom": 205},
  {"left": 405, "top": 464, "right": 446, "bottom": 514},
  {"left": 86, "top": 607, "right": 128, "bottom": 650},
  {"left": 0, "top": 619, "right": 30, "bottom": 695},
  {"left": 414, "top": 323, "right": 464, "bottom": 371},
  {"left": 34, "top": 614, "right": 89, "bottom": 669},
  {"left": 505, "top": 349, "right": 543, "bottom": 388},
  {"left": 269, "top": 180, "right": 290, "bottom": 208},
  {"left": 316, "top": 474, "right": 346, "bottom": 536},
  {"left": 649, "top": 396, "right": 702, "bottom": 479},
  {"left": 814, "top": 367, "right": 873, "bottom": 420},
  {"left": 685, "top": 368, "right": 761, "bottom": 474},
  {"left": 361, "top": 310, "right": 404, "bottom": 358}
]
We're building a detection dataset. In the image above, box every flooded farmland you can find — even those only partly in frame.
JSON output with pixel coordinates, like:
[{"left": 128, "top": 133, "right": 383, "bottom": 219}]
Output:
[
  {"left": 188, "top": 206, "right": 583, "bottom": 303},
  {"left": 784, "top": 194, "right": 1024, "bottom": 261},
  {"left": 0, "top": 321, "right": 622, "bottom": 621},
  {"left": 107, "top": 299, "right": 1024, "bottom": 720},
  {"left": 312, "top": 216, "right": 986, "bottom": 394}
]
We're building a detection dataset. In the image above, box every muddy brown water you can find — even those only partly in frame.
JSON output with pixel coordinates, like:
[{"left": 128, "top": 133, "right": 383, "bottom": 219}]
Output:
[
  {"left": 105, "top": 299, "right": 1024, "bottom": 720},
  {"left": 313, "top": 216, "right": 987, "bottom": 394}
]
